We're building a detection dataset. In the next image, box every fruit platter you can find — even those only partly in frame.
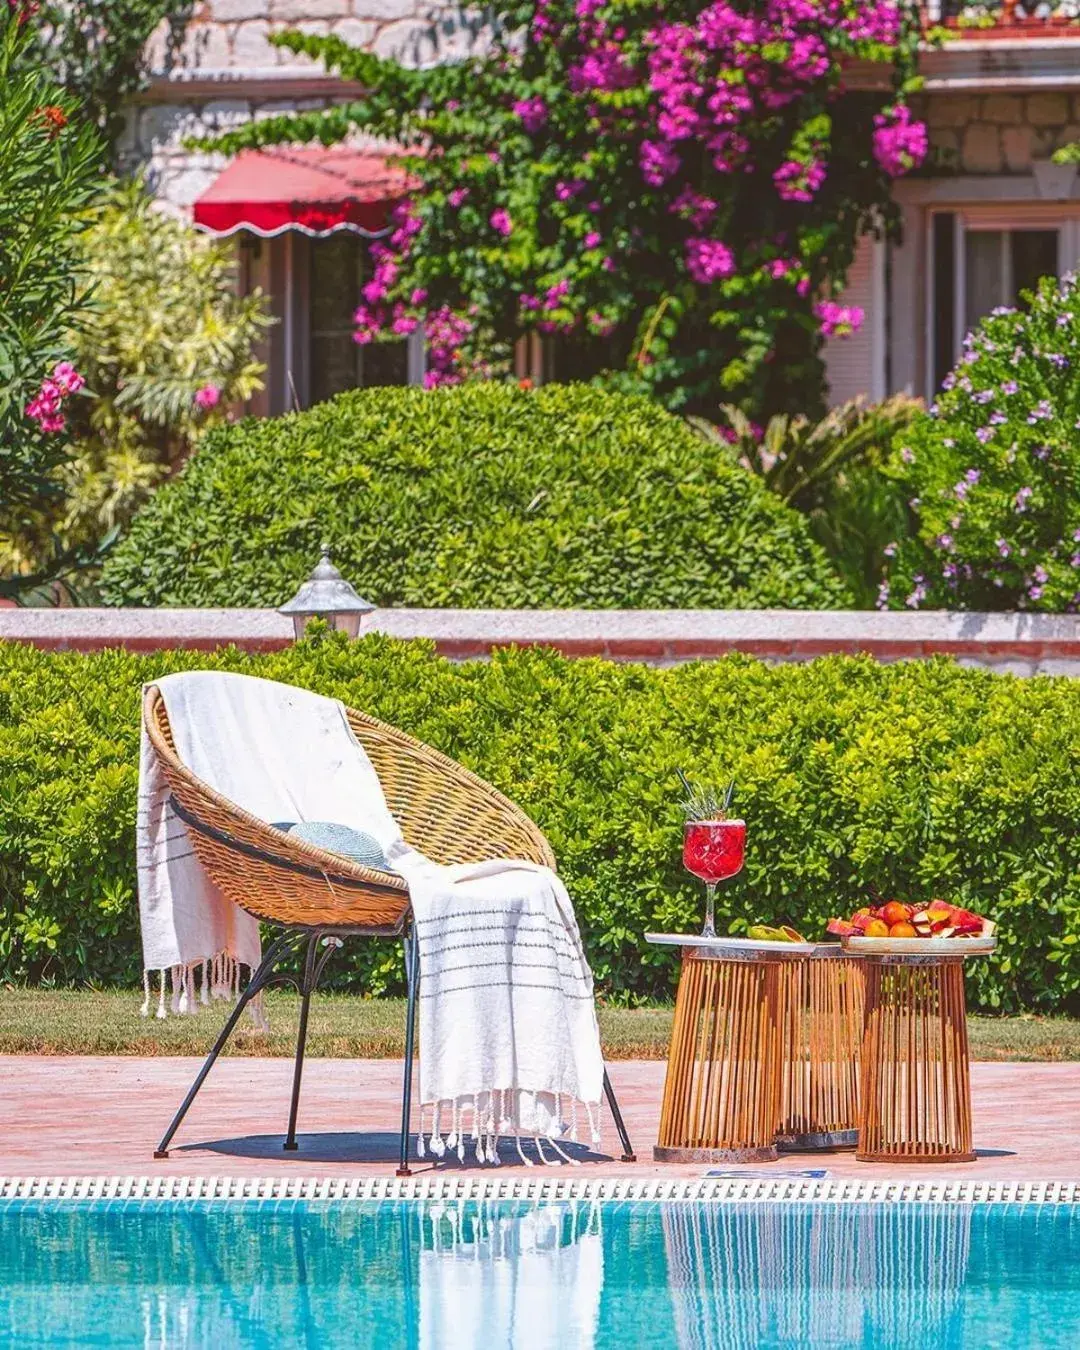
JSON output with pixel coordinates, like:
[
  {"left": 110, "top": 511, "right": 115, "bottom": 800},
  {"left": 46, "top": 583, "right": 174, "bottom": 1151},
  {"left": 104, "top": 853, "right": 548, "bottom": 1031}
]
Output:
[{"left": 826, "top": 899, "right": 997, "bottom": 955}]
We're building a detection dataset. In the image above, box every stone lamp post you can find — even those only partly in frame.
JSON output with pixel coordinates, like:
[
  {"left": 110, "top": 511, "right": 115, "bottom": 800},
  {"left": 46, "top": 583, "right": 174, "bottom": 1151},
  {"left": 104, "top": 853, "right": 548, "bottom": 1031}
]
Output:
[{"left": 278, "top": 544, "right": 375, "bottom": 640}]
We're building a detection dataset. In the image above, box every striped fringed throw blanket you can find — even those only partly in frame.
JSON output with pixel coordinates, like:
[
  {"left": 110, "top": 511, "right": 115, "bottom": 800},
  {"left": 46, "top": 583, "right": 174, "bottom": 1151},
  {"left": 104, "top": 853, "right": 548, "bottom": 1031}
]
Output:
[
  {"left": 396, "top": 852, "right": 604, "bottom": 1164},
  {"left": 137, "top": 671, "right": 604, "bottom": 1162}
]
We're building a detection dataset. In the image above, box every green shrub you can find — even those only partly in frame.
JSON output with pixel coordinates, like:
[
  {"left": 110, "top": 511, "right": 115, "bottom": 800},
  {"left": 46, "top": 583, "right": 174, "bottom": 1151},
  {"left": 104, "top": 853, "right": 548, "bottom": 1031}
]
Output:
[
  {"left": 885, "top": 275, "right": 1080, "bottom": 612},
  {"left": 98, "top": 384, "right": 849, "bottom": 609},
  {"left": 701, "top": 395, "right": 920, "bottom": 607},
  {"left": 3, "top": 633, "right": 1079, "bottom": 1013}
]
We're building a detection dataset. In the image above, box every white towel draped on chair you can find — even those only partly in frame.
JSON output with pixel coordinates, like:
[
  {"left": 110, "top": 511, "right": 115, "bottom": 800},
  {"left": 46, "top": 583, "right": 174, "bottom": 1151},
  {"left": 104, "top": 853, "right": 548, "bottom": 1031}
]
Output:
[{"left": 137, "top": 670, "right": 604, "bottom": 1157}]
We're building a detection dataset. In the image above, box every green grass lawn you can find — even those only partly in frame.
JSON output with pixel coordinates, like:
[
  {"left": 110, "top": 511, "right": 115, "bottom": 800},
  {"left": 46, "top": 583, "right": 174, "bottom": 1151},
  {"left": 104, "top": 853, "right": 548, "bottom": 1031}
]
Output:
[{"left": 1, "top": 988, "right": 1078, "bottom": 1061}]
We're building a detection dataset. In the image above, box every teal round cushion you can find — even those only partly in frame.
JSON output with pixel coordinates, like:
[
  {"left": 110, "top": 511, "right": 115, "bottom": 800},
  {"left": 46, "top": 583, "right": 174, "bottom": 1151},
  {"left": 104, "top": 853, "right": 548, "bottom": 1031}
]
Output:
[{"left": 287, "top": 821, "right": 391, "bottom": 872}]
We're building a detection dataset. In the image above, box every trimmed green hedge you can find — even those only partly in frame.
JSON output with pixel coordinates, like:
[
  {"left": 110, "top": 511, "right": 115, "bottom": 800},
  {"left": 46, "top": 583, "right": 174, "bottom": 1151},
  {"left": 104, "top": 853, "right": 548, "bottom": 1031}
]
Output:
[
  {"left": 3, "top": 633, "right": 1079, "bottom": 1012},
  {"left": 98, "top": 383, "right": 848, "bottom": 609}
]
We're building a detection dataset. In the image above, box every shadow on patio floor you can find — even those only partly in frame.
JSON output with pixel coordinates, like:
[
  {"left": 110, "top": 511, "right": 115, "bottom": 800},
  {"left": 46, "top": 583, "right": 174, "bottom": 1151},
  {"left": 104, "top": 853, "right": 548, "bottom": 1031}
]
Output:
[{"left": 178, "top": 1131, "right": 613, "bottom": 1166}]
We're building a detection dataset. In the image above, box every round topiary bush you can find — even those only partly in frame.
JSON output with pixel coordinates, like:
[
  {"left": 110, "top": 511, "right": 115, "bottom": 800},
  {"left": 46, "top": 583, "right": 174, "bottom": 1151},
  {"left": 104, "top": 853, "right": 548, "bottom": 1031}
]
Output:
[
  {"left": 98, "top": 383, "right": 849, "bottom": 609},
  {"left": 883, "top": 275, "right": 1080, "bottom": 612}
]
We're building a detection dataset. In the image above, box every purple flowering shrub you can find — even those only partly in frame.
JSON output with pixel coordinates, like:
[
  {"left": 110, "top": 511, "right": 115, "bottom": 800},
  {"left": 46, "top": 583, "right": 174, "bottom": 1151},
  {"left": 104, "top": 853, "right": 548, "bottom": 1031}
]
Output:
[
  {"left": 207, "top": 1, "right": 926, "bottom": 420},
  {"left": 884, "top": 275, "right": 1080, "bottom": 612}
]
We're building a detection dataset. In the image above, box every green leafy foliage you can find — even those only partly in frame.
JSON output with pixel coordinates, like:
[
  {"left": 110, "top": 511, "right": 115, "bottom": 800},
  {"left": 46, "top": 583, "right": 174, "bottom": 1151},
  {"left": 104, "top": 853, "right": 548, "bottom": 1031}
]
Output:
[
  {"left": 0, "top": 6, "right": 101, "bottom": 594},
  {"left": 699, "top": 395, "right": 921, "bottom": 606},
  {"left": 98, "top": 383, "right": 848, "bottom": 609},
  {"left": 8, "top": 178, "right": 273, "bottom": 586},
  {"left": 885, "top": 275, "right": 1080, "bottom": 612},
  {"left": 2, "top": 635, "right": 1079, "bottom": 1013}
]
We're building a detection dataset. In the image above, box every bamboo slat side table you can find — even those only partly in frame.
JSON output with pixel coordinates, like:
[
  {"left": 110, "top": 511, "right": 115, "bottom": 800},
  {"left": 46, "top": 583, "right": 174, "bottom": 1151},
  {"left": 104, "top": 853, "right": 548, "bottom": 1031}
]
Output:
[
  {"left": 776, "top": 945, "right": 865, "bottom": 1151},
  {"left": 848, "top": 939, "right": 994, "bottom": 1164},
  {"left": 646, "top": 934, "right": 814, "bottom": 1164}
]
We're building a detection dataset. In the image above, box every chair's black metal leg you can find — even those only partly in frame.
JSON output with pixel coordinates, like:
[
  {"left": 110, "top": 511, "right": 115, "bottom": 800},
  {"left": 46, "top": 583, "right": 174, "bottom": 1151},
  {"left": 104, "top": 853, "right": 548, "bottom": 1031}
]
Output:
[
  {"left": 284, "top": 933, "right": 320, "bottom": 1151},
  {"left": 153, "top": 931, "right": 301, "bottom": 1159},
  {"left": 603, "top": 1068, "right": 637, "bottom": 1163},
  {"left": 397, "top": 925, "right": 420, "bottom": 1178}
]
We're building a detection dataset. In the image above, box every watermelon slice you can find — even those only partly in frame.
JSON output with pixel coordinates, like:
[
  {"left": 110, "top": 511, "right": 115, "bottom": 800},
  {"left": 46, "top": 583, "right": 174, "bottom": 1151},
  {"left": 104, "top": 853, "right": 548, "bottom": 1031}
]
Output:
[
  {"left": 946, "top": 906, "right": 985, "bottom": 935},
  {"left": 850, "top": 912, "right": 878, "bottom": 934},
  {"left": 826, "top": 917, "right": 855, "bottom": 937}
]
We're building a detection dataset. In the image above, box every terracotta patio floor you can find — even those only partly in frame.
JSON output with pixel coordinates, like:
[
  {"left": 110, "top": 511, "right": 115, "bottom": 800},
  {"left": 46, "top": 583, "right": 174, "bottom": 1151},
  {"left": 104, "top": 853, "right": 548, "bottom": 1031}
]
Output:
[{"left": 2, "top": 1056, "right": 1079, "bottom": 1182}]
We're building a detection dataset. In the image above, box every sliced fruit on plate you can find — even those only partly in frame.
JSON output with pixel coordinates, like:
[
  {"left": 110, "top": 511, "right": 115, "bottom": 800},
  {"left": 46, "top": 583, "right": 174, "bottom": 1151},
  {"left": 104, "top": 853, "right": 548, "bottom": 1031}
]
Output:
[
  {"left": 747, "top": 923, "right": 806, "bottom": 943},
  {"left": 826, "top": 898, "right": 996, "bottom": 940}
]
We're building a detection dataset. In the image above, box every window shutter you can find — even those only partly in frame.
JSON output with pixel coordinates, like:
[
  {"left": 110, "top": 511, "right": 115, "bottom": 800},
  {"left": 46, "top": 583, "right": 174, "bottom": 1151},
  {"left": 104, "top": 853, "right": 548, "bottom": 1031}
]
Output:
[{"left": 823, "top": 237, "right": 877, "bottom": 407}]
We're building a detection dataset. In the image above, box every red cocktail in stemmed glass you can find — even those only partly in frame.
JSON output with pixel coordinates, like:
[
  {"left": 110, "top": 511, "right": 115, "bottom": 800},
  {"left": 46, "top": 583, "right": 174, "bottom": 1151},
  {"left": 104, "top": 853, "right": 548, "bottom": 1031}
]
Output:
[{"left": 683, "top": 818, "right": 746, "bottom": 939}]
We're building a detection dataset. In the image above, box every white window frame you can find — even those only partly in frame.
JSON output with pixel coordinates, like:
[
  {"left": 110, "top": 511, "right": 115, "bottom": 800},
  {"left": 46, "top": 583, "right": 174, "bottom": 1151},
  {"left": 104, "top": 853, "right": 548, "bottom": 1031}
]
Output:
[
  {"left": 924, "top": 205, "right": 1080, "bottom": 400},
  {"left": 277, "top": 232, "right": 426, "bottom": 411}
]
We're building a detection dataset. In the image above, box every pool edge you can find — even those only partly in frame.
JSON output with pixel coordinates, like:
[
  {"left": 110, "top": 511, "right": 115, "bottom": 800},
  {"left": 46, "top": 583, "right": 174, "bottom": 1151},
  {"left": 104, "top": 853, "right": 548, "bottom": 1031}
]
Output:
[{"left": 3, "top": 1176, "right": 1079, "bottom": 1205}]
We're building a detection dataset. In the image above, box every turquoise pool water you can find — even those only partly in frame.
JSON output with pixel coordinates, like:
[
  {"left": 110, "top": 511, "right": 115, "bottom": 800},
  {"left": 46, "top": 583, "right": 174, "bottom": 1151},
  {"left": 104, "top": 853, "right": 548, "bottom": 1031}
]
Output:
[{"left": 3, "top": 1197, "right": 1080, "bottom": 1348}]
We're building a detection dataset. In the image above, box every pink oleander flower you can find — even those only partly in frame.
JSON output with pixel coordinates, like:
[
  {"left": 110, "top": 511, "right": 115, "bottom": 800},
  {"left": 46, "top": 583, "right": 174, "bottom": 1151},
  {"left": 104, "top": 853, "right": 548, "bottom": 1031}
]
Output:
[
  {"left": 194, "top": 384, "right": 221, "bottom": 410},
  {"left": 51, "top": 361, "right": 84, "bottom": 395},
  {"left": 25, "top": 362, "right": 85, "bottom": 433},
  {"left": 873, "top": 105, "right": 928, "bottom": 178},
  {"left": 685, "top": 238, "right": 735, "bottom": 285},
  {"left": 490, "top": 207, "right": 513, "bottom": 237},
  {"left": 814, "top": 300, "right": 864, "bottom": 339},
  {"left": 584, "top": 230, "right": 601, "bottom": 249}
]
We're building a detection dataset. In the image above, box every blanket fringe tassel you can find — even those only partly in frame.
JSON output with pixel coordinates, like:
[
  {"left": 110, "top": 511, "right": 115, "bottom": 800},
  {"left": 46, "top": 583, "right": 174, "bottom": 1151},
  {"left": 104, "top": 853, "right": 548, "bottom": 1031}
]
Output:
[
  {"left": 418, "top": 1088, "right": 599, "bottom": 1168},
  {"left": 139, "top": 952, "right": 265, "bottom": 1030}
]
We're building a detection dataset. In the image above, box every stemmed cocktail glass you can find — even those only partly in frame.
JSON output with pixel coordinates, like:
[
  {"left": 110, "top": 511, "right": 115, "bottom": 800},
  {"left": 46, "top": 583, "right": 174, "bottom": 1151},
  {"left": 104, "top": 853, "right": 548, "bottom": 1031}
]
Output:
[{"left": 683, "top": 817, "right": 746, "bottom": 940}]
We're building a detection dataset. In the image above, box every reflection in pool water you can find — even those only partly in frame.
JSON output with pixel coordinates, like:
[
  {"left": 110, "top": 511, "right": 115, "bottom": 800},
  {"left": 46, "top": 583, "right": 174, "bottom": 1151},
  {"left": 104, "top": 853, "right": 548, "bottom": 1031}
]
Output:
[{"left": 2, "top": 1197, "right": 1080, "bottom": 1347}]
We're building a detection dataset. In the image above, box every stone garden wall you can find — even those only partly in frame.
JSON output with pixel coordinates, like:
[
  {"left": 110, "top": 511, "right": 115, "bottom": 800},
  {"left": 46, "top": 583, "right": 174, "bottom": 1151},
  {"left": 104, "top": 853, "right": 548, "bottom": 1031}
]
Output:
[{"left": 6, "top": 608, "right": 1080, "bottom": 676}]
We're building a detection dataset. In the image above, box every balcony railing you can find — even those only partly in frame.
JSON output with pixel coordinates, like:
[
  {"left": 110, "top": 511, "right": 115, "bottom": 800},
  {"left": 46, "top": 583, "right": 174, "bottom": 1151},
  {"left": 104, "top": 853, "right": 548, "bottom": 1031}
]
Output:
[{"left": 928, "top": 1, "right": 1080, "bottom": 26}]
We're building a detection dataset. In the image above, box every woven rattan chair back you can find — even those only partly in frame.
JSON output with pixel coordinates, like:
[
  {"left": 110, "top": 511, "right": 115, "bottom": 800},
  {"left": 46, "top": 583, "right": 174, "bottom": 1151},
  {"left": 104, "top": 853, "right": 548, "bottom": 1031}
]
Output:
[{"left": 143, "top": 684, "right": 555, "bottom": 931}]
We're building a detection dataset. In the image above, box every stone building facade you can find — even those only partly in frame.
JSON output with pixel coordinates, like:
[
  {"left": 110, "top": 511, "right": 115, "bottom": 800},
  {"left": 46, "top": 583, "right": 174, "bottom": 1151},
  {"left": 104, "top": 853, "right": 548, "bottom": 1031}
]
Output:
[
  {"left": 829, "top": 38, "right": 1080, "bottom": 407},
  {"left": 121, "top": 1, "right": 476, "bottom": 212}
]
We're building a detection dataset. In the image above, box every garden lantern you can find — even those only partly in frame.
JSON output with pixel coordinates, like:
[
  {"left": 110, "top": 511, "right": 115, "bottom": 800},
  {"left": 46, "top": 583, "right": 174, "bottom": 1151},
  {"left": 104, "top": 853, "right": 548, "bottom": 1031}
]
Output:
[{"left": 278, "top": 544, "right": 375, "bottom": 640}]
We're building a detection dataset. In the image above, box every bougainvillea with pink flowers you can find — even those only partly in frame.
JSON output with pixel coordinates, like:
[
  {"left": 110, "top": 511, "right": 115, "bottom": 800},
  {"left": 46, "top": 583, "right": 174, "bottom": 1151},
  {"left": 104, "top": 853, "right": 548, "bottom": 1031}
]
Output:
[{"left": 208, "top": 1, "right": 927, "bottom": 419}]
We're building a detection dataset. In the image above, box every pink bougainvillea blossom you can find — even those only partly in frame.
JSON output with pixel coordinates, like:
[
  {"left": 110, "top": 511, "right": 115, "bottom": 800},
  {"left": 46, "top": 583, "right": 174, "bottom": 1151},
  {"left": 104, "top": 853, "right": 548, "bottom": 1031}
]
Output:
[
  {"left": 512, "top": 96, "right": 548, "bottom": 133},
  {"left": 341, "top": 0, "right": 922, "bottom": 416},
  {"left": 814, "top": 301, "right": 865, "bottom": 339},
  {"left": 193, "top": 384, "right": 221, "bottom": 410},
  {"left": 640, "top": 139, "right": 680, "bottom": 187},
  {"left": 685, "top": 238, "right": 735, "bottom": 285},
  {"left": 872, "top": 104, "right": 928, "bottom": 178},
  {"left": 670, "top": 187, "right": 717, "bottom": 230},
  {"left": 773, "top": 158, "right": 826, "bottom": 203}
]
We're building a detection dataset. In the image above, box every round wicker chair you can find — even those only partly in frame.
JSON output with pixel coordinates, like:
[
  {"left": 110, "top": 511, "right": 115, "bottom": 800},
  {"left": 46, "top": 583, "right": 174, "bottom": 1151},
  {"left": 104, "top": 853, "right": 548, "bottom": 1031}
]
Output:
[{"left": 145, "top": 685, "right": 634, "bottom": 1171}]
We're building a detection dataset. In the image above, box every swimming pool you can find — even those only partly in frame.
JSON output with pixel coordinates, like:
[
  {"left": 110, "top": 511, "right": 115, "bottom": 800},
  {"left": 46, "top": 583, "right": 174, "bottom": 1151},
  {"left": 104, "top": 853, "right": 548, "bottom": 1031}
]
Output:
[{"left": 3, "top": 1181, "right": 1080, "bottom": 1348}]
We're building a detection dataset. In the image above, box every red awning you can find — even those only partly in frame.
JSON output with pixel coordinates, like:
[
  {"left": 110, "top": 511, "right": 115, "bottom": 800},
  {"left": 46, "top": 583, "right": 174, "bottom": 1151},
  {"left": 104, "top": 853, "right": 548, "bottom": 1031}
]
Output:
[{"left": 193, "top": 147, "right": 411, "bottom": 238}]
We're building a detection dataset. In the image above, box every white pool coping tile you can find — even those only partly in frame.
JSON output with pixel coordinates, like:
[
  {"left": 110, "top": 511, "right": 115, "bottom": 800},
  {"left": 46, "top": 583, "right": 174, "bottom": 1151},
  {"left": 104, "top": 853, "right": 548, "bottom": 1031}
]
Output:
[{"left": 2, "top": 1176, "right": 1079, "bottom": 1205}]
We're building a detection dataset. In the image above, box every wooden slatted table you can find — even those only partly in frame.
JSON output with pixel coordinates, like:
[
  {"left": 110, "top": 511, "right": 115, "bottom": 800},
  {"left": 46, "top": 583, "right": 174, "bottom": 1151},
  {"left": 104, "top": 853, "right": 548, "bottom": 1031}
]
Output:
[
  {"left": 646, "top": 935, "right": 814, "bottom": 1164},
  {"left": 776, "top": 945, "right": 865, "bottom": 1151},
  {"left": 844, "top": 937, "right": 996, "bottom": 1164}
]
